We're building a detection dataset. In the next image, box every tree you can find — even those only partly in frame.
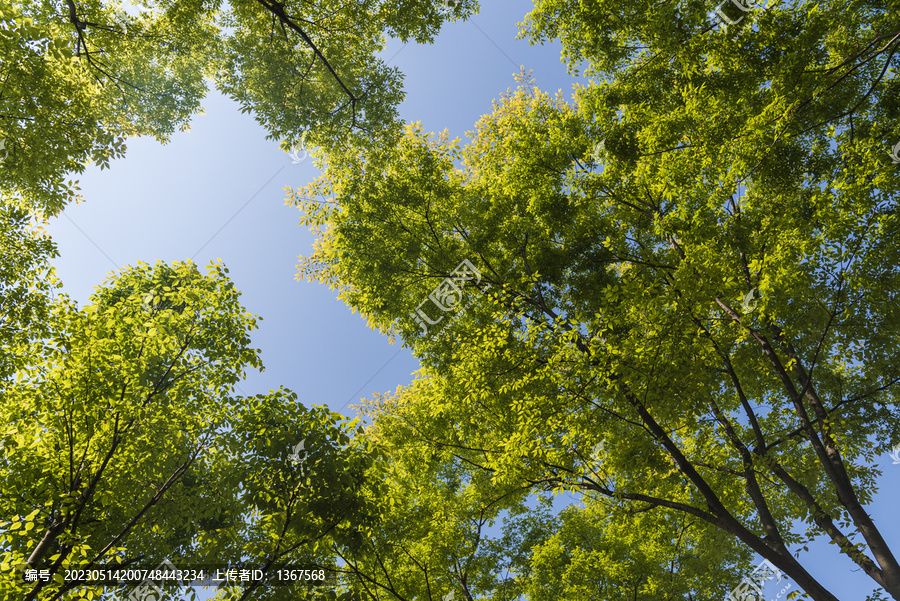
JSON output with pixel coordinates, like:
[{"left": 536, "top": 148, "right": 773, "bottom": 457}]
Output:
[
  {"left": 323, "top": 383, "right": 749, "bottom": 601},
  {"left": 0, "top": 259, "right": 382, "bottom": 601},
  {"left": 0, "top": 204, "right": 59, "bottom": 382},
  {"left": 0, "top": 0, "right": 474, "bottom": 217},
  {"left": 0, "top": 0, "right": 218, "bottom": 216},
  {"left": 289, "top": 0, "right": 900, "bottom": 596},
  {"left": 215, "top": 0, "right": 477, "bottom": 160}
]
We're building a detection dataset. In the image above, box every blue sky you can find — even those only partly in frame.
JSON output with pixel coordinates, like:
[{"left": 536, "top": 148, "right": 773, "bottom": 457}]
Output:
[
  {"left": 42, "top": 1, "right": 898, "bottom": 600},
  {"left": 47, "top": 0, "right": 581, "bottom": 423}
]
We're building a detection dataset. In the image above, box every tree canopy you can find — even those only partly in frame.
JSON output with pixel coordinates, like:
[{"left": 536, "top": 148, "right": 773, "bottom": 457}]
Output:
[
  {"left": 0, "top": 0, "right": 473, "bottom": 217},
  {"left": 290, "top": 0, "right": 900, "bottom": 598},
  {"left": 2, "top": 0, "right": 900, "bottom": 599},
  {"left": 0, "top": 259, "right": 382, "bottom": 601}
]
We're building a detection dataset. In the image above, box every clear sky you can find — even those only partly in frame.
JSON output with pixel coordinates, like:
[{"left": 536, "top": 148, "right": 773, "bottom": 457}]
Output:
[
  {"left": 43, "top": 1, "right": 897, "bottom": 600},
  {"left": 46, "top": 0, "right": 582, "bottom": 426}
]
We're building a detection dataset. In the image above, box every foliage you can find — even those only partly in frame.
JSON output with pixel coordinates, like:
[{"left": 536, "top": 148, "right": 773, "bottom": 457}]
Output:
[
  {"left": 0, "top": 260, "right": 380, "bottom": 601},
  {"left": 215, "top": 0, "right": 478, "bottom": 162},
  {"left": 0, "top": 0, "right": 474, "bottom": 217},
  {"left": 0, "top": 0, "right": 219, "bottom": 216},
  {"left": 521, "top": 498, "right": 747, "bottom": 600},
  {"left": 330, "top": 381, "right": 749, "bottom": 601},
  {"left": 0, "top": 205, "right": 59, "bottom": 382},
  {"left": 290, "top": 0, "right": 900, "bottom": 596}
]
